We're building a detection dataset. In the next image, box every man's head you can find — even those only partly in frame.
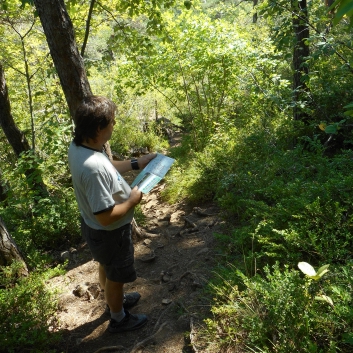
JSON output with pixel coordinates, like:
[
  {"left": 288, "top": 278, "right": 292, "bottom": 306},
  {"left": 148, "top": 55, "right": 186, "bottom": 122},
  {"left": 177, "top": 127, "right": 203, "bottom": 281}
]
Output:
[{"left": 73, "top": 95, "right": 116, "bottom": 145}]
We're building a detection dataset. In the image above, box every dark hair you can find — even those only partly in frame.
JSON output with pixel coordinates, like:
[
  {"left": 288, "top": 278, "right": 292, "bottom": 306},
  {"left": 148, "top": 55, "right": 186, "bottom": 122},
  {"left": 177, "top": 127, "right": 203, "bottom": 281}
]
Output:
[{"left": 73, "top": 96, "right": 116, "bottom": 145}]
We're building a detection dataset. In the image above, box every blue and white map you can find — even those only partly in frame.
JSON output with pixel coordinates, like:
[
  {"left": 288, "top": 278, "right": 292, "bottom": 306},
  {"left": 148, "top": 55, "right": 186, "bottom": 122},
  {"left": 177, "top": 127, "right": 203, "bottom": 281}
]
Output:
[{"left": 131, "top": 153, "right": 175, "bottom": 193}]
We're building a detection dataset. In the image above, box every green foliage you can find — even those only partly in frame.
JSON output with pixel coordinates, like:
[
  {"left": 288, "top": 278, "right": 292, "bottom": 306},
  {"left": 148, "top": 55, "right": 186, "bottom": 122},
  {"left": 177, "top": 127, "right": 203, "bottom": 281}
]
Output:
[
  {"left": 0, "top": 186, "right": 81, "bottom": 254},
  {"left": 215, "top": 147, "right": 353, "bottom": 266},
  {"left": 2, "top": 0, "right": 353, "bottom": 351},
  {"left": 331, "top": 0, "right": 353, "bottom": 27},
  {"left": 0, "top": 264, "right": 60, "bottom": 352},
  {"left": 110, "top": 115, "right": 169, "bottom": 156},
  {"left": 203, "top": 263, "right": 353, "bottom": 353}
]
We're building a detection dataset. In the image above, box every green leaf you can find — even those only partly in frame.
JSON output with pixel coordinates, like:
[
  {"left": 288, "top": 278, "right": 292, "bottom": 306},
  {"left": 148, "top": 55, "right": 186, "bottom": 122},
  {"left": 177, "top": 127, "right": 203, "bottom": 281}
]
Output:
[
  {"left": 298, "top": 262, "right": 329, "bottom": 280},
  {"left": 325, "top": 125, "right": 338, "bottom": 134},
  {"left": 344, "top": 110, "right": 353, "bottom": 117},
  {"left": 343, "top": 102, "right": 353, "bottom": 109},
  {"left": 332, "top": 0, "right": 353, "bottom": 26},
  {"left": 342, "top": 333, "right": 353, "bottom": 344},
  {"left": 315, "top": 295, "right": 334, "bottom": 306},
  {"left": 316, "top": 264, "right": 330, "bottom": 277}
]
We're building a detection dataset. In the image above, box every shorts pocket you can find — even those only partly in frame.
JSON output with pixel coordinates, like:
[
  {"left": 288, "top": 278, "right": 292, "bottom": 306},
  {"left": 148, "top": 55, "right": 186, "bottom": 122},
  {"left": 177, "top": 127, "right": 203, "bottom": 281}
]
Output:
[
  {"left": 88, "top": 231, "right": 104, "bottom": 245},
  {"left": 109, "top": 227, "right": 134, "bottom": 268}
]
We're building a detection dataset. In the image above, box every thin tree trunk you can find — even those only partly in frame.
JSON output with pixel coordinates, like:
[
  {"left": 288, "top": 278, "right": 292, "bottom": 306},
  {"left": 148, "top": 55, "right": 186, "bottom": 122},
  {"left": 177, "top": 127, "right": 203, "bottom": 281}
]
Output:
[
  {"left": 81, "top": 0, "right": 96, "bottom": 58},
  {"left": 0, "top": 217, "right": 28, "bottom": 277},
  {"left": 291, "top": 0, "right": 310, "bottom": 121},
  {"left": 253, "top": 0, "right": 258, "bottom": 23}
]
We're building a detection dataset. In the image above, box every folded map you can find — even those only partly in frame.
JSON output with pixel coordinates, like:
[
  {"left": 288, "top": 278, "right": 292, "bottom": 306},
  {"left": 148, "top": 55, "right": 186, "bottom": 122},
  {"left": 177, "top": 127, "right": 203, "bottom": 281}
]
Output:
[{"left": 131, "top": 153, "right": 175, "bottom": 193}]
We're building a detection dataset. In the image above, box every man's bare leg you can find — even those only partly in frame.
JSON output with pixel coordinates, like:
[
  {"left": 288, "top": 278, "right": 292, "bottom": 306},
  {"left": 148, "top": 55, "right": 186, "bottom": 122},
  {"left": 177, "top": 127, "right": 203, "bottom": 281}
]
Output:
[
  {"left": 105, "top": 278, "right": 124, "bottom": 313},
  {"left": 99, "top": 265, "right": 147, "bottom": 332},
  {"left": 99, "top": 263, "right": 106, "bottom": 291}
]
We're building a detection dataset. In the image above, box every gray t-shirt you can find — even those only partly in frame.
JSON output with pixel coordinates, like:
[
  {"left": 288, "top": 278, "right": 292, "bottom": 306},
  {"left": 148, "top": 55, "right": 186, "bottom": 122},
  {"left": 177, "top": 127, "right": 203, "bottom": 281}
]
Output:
[{"left": 68, "top": 142, "right": 134, "bottom": 230}]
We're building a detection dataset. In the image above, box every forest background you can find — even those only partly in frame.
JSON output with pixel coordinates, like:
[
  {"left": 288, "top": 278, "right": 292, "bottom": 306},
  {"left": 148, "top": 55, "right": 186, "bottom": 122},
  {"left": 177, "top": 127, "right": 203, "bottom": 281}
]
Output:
[{"left": 1, "top": 0, "right": 353, "bottom": 352}]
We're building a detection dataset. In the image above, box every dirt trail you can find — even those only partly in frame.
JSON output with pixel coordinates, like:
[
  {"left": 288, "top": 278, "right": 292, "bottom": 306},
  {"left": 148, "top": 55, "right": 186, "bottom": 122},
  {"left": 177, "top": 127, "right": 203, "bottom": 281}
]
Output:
[{"left": 50, "top": 179, "right": 223, "bottom": 353}]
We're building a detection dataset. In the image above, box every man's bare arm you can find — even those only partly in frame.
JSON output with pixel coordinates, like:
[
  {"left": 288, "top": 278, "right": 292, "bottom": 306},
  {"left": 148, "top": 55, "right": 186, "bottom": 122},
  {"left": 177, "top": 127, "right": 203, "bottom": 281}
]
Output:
[
  {"left": 111, "top": 154, "right": 157, "bottom": 174},
  {"left": 95, "top": 186, "right": 142, "bottom": 227}
]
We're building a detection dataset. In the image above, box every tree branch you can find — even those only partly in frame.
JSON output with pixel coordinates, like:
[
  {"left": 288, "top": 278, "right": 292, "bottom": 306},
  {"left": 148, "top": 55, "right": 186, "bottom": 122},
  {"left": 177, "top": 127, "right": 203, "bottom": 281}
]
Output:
[{"left": 81, "top": 0, "right": 96, "bottom": 57}]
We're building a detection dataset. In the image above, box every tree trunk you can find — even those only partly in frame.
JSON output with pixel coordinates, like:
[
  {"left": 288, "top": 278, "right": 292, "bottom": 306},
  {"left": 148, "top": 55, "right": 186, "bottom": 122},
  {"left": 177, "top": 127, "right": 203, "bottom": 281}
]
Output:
[
  {"left": 0, "top": 63, "right": 31, "bottom": 156},
  {"left": 33, "top": 0, "right": 92, "bottom": 119},
  {"left": 292, "top": 0, "right": 310, "bottom": 122},
  {"left": 0, "top": 217, "right": 28, "bottom": 277},
  {"left": 33, "top": 0, "right": 113, "bottom": 159},
  {"left": 0, "top": 171, "right": 8, "bottom": 202},
  {"left": 0, "top": 62, "right": 48, "bottom": 196},
  {"left": 253, "top": 0, "right": 258, "bottom": 24}
]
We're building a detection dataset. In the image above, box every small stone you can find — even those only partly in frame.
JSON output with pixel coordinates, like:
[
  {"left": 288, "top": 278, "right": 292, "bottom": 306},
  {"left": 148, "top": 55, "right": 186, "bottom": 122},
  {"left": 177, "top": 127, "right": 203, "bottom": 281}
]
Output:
[
  {"left": 162, "top": 298, "right": 172, "bottom": 305},
  {"left": 140, "top": 254, "right": 156, "bottom": 262},
  {"left": 76, "top": 338, "right": 83, "bottom": 345},
  {"left": 73, "top": 284, "right": 88, "bottom": 297},
  {"left": 196, "top": 248, "right": 209, "bottom": 256},
  {"left": 158, "top": 221, "right": 170, "bottom": 227},
  {"left": 162, "top": 274, "right": 171, "bottom": 282},
  {"left": 87, "top": 283, "right": 100, "bottom": 299},
  {"left": 60, "top": 251, "right": 70, "bottom": 262},
  {"left": 191, "top": 281, "right": 203, "bottom": 290},
  {"left": 143, "top": 239, "right": 152, "bottom": 246}
]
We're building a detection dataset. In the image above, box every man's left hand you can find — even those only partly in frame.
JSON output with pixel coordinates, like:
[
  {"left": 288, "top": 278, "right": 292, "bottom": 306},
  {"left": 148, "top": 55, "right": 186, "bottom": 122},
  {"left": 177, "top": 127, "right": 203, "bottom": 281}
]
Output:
[{"left": 138, "top": 153, "right": 157, "bottom": 169}]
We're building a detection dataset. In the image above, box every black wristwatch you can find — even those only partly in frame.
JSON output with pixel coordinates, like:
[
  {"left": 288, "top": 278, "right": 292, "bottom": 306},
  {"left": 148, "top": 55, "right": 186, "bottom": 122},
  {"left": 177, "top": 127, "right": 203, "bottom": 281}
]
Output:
[{"left": 131, "top": 158, "right": 140, "bottom": 170}]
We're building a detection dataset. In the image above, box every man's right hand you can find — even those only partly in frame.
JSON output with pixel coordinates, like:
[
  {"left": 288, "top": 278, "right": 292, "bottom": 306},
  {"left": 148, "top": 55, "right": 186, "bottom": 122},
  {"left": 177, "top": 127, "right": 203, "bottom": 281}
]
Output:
[
  {"left": 129, "top": 186, "right": 143, "bottom": 205},
  {"left": 95, "top": 186, "right": 142, "bottom": 227}
]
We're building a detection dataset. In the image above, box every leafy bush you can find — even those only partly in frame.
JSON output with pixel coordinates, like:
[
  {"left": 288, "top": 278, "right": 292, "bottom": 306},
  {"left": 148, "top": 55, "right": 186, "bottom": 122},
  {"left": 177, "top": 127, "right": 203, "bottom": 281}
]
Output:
[
  {"left": 216, "top": 147, "right": 353, "bottom": 266},
  {"left": 0, "top": 263, "right": 61, "bottom": 352},
  {"left": 1, "top": 187, "right": 81, "bottom": 253}
]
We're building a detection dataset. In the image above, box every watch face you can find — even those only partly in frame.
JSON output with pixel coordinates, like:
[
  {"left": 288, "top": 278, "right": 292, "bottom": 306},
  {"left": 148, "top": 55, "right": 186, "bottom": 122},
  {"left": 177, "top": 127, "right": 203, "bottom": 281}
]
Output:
[{"left": 131, "top": 159, "right": 139, "bottom": 170}]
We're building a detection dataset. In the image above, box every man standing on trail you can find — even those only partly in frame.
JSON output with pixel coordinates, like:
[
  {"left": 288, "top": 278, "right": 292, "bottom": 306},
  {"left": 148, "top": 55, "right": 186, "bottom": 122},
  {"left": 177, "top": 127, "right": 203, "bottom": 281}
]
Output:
[{"left": 68, "top": 95, "right": 156, "bottom": 333}]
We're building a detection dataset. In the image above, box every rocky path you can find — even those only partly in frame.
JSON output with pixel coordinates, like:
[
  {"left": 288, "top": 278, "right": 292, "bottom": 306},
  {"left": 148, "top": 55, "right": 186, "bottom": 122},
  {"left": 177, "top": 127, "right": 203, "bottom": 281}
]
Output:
[{"left": 49, "top": 182, "right": 222, "bottom": 353}]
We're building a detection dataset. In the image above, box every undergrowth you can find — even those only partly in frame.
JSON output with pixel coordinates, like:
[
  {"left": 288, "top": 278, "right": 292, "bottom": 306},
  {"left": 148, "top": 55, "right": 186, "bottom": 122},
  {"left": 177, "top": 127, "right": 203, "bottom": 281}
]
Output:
[
  {"left": 164, "top": 122, "right": 353, "bottom": 352},
  {"left": 0, "top": 262, "right": 64, "bottom": 353}
]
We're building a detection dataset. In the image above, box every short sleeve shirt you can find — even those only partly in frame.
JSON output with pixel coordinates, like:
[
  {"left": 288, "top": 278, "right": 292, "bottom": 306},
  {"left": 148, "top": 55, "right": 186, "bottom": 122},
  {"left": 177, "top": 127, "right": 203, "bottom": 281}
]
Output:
[{"left": 68, "top": 142, "right": 134, "bottom": 230}]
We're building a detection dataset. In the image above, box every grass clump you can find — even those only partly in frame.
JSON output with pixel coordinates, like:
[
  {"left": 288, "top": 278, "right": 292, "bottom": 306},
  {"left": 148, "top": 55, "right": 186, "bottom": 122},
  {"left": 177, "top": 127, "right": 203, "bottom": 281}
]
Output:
[{"left": 202, "top": 262, "right": 353, "bottom": 353}]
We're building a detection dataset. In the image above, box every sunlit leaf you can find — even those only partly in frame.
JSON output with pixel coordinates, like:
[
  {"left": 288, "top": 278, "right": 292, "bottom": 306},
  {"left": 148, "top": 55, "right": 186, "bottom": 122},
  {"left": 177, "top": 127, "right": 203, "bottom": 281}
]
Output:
[
  {"left": 332, "top": 0, "right": 353, "bottom": 26},
  {"left": 319, "top": 123, "right": 326, "bottom": 131},
  {"left": 298, "top": 262, "right": 316, "bottom": 277}
]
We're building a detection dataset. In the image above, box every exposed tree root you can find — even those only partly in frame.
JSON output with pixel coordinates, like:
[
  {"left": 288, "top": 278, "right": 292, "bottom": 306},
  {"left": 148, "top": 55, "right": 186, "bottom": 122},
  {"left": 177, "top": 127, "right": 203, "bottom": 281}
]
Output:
[
  {"left": 132, "top": 218, "right": 145, "bottom": 239},
  {"left": 152, "top": 301, "right": 176, "bottom": 332},
  {"left": 92, "top": 345, "right": 125, "bottom": 353},
  {"left": 190, "top": 316, "right": 199, "bottom": 353},
  {"left": 130, "top": 321, "right": 170, "bottom": 353}
]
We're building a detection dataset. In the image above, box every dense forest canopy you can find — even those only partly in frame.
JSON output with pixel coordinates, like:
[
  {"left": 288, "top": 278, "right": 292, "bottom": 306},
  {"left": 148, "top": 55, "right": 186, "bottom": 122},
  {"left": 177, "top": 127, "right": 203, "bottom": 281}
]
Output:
[{"left": 1, "top": 0, "right": 353, "bottom": 351}]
